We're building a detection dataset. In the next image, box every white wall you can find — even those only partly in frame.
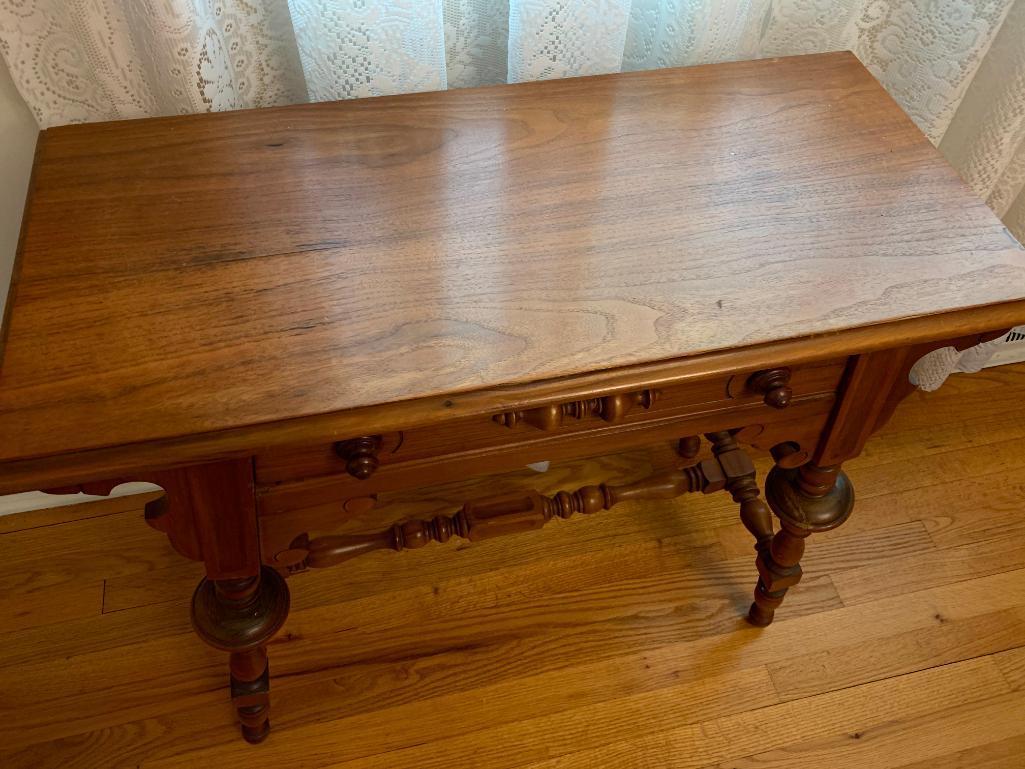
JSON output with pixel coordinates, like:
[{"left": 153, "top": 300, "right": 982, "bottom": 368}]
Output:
[
  {"left": 0, "top": 60, "right": 41, "bottom": 515},
  {"left": 1, "top": 56, "right": 37, "bottom": 319}
]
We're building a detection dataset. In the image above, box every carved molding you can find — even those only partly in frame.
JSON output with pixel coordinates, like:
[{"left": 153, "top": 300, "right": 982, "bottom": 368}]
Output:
[{"left": 493, "top": 389, "right": 660, "bottom": 431}]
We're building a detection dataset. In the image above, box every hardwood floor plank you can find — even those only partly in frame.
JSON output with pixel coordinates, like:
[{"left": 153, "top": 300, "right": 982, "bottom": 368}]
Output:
[
  {"left": 916, "top": 478, "right": 1025, "bottom": 549},
  {"left": 718, "top": 689, "right": 1025, "bottom": 769},
  {"left": 893, "top": 733, "right": 1025, "bottom": 769},
  {"left": 516, "top": 657, "right": 1009, "bottom": 769},
  {"left": 848, "top": 436, "right": 1025, "bottom": 503},
  {"left": 100, "top": 561, "right": 204, "bottom": 614},
  {"left": 0, "top": 579, "right": 103, "bottom": 634},
  {"left": 992, "top": 645, "right": 1025, "bottom": 691},
  {"left": 0, "top": 631, "right": 224, "bottom": 751},
  {"left": 0, "top": 598, "right": 194, "bottom": 670},
  {"left": 831, "top": 532, "right": 1025, "bottom": 606},
  {"left": 767, "top": 606, "right": 1025, "bottom": 701},
  {"left": 0, "top": 506, "right": 183, "bottom": 596},
  {"left": 0, "top": 491, "right": 162, "bottom": 534},
  {"left": 850, "top": 408, "right": 1025, "bottom": 475}
]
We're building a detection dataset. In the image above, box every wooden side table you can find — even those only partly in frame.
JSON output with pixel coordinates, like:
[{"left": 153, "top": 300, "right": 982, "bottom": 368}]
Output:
[{"left": 2, "top": 52, "right": 1024, "bottom": 743}]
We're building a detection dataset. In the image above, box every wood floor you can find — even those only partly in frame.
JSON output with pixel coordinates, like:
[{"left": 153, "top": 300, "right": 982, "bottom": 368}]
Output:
[{"left": 2, "top": 364, "right": 1025, "bottom": 769}]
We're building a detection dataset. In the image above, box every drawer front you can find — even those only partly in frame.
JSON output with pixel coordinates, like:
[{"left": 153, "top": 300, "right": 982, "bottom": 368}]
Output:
[
  {"left": 254, "top": 355, "right": 846, "bottom": 566},
  {"left": 255, "top": 358, "right": 847, "bottom": 488}
]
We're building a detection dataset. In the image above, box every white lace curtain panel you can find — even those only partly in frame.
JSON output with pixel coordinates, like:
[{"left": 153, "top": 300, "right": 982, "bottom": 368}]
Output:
[{"left": 1, "top": 0, "right": 1024, "bottom": 239}]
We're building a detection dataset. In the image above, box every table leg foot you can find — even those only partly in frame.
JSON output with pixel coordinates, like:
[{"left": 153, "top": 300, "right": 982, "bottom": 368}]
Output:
[
  {"left": 232, "top": 648, "right": 272, "bottom": 744},
  {"left": 747, "top": 463, "right": 854, "bottom": 626},
  {"left": 191, "top": 566, "right": 290, "bottom": 743}
]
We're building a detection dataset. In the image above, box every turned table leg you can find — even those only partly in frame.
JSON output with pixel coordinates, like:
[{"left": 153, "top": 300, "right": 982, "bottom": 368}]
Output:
[
  {"left": 191, "top": 567, "right": 290, "bottom": 743},
  {"left": 743, "top": 347, "right": 926, "bottom": 625},
  {"left": 748, "top": 462, "right": 853, "bottom": 626},
  {"left": 133, "top": 458, "right": 291, "bottom": 743}
]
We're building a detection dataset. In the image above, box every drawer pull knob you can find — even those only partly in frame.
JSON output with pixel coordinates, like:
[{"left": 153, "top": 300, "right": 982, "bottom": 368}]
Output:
[
  {"left": 748, "top": 368, "right": 792, "bottom": 409},
  {"left": 334, "top": 435, "right": 382, "bottom": 479},
  {"left": 494, "top": 389, "right": 660, "bottom": 431}
]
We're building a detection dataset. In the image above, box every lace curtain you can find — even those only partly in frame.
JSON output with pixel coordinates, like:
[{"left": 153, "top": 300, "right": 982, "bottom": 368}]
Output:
[{"left": 1, "top": 0, "right": 1023, "bottom": 238}]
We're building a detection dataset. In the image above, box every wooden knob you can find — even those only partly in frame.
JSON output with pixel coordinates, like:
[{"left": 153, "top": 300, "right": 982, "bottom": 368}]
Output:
[
  {"left": 747, "top": 368, "right": 792, "bottom": 409},
  {"left": 334, "top": 436, "right": 382, "bottom": 479},
  {"left": 677, "top": 435, "right": 701, "bottom": 459}
]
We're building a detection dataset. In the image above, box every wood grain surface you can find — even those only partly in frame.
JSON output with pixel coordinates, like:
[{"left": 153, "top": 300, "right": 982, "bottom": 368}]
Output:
[
  {"left": 1, "top": 363, "right": 1024, "bottom": 768},
  {"left": 2, "top": 51, "right": 1024, "bottom": 467}
]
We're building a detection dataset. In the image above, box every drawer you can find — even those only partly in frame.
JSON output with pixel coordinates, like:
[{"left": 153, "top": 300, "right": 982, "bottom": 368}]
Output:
[
  {"left": 256, "top": 398, "right": 838, "bottom": 565},
  {"left": 255, "top": 358, "right": 847, "bottom": 488}
]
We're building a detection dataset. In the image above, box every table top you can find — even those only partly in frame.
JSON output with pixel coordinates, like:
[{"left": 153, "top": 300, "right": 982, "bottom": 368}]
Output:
[{"left": 2, "top": 51, "right": 1025, "bottom": 476}]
